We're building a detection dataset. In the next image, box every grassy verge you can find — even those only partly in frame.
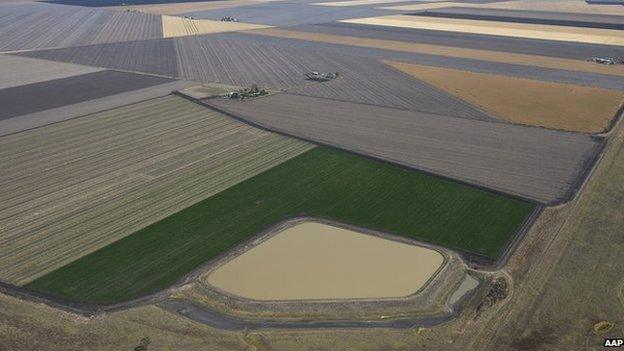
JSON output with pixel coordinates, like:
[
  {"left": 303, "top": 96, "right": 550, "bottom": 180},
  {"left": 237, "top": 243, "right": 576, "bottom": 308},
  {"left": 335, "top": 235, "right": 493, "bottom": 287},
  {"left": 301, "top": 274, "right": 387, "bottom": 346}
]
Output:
[{"left": 27, "top": 147, "right": 534, "bottom": 303}]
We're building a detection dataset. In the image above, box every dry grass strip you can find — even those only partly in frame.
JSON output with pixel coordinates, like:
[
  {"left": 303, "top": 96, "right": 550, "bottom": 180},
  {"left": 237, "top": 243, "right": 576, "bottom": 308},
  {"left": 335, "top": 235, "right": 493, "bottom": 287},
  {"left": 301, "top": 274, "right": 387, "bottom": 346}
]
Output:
[{"left": 386, "top": 60, "right": 624, "bottom": 134}]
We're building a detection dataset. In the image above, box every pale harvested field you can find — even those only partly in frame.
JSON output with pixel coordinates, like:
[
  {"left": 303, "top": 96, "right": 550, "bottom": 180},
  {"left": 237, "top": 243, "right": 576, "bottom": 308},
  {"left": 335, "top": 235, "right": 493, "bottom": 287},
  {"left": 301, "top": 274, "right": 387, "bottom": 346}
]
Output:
[
  {"left": 480, "top": 0, "right": 624, "bottom": 16},
  {"left": 161, "top": 15, "right": 270, "bottom": 38},
  {"left": 387, "top": 60, "right": 624, "bottom": 133},
  {"left": 207, "top": 222, "right": 444, "bottom": 300},
  {"left": 341, "top": 14, "right": 624, "bottom": 46},
  {"left": 0, "top": 95, "right": 313, "bottom": 285},
  {"left": 248, "top": 28, "right": 624, "bottom": 78},
  {"left": 0, "top": 55, "right": 102, "bottom": 90}
]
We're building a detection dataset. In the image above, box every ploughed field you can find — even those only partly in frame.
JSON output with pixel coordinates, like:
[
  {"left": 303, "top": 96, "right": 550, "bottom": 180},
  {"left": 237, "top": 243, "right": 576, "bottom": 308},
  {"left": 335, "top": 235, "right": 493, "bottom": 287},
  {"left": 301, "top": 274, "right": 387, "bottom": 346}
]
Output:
[
  {"left": 27, "top": 147, "right": 535, "bottom": 304},
  {"left": 0, "top": 95, "right": 312, "bottom": 285}
]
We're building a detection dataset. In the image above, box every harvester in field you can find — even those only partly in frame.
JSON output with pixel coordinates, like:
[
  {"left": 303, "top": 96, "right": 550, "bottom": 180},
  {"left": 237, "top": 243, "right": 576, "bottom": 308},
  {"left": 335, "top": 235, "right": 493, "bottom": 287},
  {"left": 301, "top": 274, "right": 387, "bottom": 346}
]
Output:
[{"left": 305, "top": 71, "right": 340, "bottom": 82}]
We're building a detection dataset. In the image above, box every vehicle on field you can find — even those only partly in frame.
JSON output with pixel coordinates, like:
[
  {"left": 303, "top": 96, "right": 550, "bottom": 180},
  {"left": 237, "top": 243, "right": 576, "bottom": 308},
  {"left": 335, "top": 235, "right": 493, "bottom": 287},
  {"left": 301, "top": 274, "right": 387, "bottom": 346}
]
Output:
[
  {"left": 224, "top": 84, "right": 267, "bottom": 100},
  {"left": 220, "top": 16, "right": 239, "bottom": 22},
  {"left": 305, "top": 71, "right": 340, "bottom": 82},
  {"left": 588, "top": 57, "right": 623, "bottom": 65}
]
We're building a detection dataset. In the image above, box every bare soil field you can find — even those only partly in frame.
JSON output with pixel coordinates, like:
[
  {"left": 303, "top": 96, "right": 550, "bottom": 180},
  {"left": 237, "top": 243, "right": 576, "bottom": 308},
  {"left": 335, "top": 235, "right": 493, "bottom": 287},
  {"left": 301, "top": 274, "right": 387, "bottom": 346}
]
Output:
[
  {"left": 386, "top": 60, "right": 624, "bottom": 133},
  {"left": 206, "top": 221, "right": 444, "bottom": 300},
  {"left": 0, "top": 80, "right": 194, "bottom": 136},
  {"left": 285, "top": 54, "right": 495, "bottom": 121},
  {"left": 341, "top": 14, "right": 624, "bottom": 46},
  {"left": 109, "top": 0, "right": 267, "bottom": 15},
  {"left": 415, "top": 7, "right": 624, "bottom": 29},
  {"left": 0, "top": 2, "right": 162, "bottom": 52},
  {"left": 0, "top": 55, "right": 102, "bottom": 90},
  {"left": 248, "top": 28, "right": 624, "bottom": 78},
  {"left": 161, "top": 15, "right": 270, "bottom": 38},
  {"left": 173, "top": 35, "right": 404, "bottom": 89},
  {"left": 180, "top": 2, "right": 390, "bottom": 27},
  {"left": 0, "top": 70, "right": 172, "bottom": 121},
  {"left": 284, "top": 22, "right": 624, "bottom": 64},
  {"left": 480, "top": 0, "right": 624, "bottom": 16},
  {"left": 0, "top": 95, "right": 312, "bottom": 285},
  {"left": 17, "top": 38, "right": 180, "bottom": 78},
  {"left": 207, "top": 93, "right": 602, "bottom": 204}
]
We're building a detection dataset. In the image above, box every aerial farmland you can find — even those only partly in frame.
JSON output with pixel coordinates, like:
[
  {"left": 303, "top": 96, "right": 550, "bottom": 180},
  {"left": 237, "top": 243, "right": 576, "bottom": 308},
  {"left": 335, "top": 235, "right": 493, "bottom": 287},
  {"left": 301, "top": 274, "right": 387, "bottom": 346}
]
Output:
[{"left": 0, "top": 0, "right": 623, "bottom": 350}]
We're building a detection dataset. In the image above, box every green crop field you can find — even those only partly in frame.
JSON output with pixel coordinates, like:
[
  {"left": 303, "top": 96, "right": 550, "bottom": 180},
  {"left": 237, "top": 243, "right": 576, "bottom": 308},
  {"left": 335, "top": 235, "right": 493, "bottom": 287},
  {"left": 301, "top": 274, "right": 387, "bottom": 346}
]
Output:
[{"left": 27, "top": 147, "right": 535, "bottom": 303}]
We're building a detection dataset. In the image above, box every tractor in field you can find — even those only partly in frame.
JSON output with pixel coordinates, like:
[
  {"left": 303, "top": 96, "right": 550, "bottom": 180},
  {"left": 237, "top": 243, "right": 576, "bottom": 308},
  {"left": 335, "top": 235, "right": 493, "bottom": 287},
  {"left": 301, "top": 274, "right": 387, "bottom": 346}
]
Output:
[
  {"left": 220, "top": 16, "right": 239, "bottom": 22},
  {"left": 305, "top": 71, "right": 340, "bottom": 82}
]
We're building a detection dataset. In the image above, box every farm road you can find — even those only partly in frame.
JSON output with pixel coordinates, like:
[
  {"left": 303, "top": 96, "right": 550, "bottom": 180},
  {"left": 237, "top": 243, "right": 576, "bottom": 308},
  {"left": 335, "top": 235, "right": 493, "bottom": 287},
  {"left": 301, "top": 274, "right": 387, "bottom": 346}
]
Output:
[{"left": 159, "top": 299, "right": 454, "bottom": 331}]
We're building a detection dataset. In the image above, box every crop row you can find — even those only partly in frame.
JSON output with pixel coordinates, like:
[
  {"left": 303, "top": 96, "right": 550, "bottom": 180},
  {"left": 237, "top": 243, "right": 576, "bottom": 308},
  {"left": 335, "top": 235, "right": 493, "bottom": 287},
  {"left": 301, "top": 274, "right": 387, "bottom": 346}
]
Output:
[{"left": 0, "top": 96, "right": 312, "bottom": 284}]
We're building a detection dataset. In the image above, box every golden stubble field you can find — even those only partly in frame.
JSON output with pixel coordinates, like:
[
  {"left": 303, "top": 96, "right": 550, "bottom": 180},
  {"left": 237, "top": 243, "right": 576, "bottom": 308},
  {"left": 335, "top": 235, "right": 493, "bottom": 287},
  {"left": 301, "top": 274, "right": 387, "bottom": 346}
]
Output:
[
  {"left": 386, "top": 60, "right": 624, "bottom": 133},
  {"left": 206, "top": 221, "right": 444, "bottom": 300},
  {"left": 161, "top": 15, "right": 270, "bottom": 38}
]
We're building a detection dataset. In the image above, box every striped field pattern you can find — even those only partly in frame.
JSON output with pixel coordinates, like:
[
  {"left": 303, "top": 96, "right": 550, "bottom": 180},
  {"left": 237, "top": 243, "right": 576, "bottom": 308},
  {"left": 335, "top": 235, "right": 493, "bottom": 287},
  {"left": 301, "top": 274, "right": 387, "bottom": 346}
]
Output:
[{"left": 0, "top": 95, "right": 313, "bottom": 284}]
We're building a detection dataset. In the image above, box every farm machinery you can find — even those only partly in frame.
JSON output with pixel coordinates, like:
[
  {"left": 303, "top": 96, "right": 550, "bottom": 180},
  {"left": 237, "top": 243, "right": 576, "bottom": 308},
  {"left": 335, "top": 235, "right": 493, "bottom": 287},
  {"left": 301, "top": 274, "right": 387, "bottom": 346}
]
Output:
[
  {"left": 305, "top": 71, "right": 340, "bottom": 82},
  {"left": 220, "top": 16, "right": 239, "bottom": 22},
  {"left": 223, "top": 84, "right": 268, "bottom": 100},
  {"left": 588, "top": 57, "right": 624, "bottom": 65}
]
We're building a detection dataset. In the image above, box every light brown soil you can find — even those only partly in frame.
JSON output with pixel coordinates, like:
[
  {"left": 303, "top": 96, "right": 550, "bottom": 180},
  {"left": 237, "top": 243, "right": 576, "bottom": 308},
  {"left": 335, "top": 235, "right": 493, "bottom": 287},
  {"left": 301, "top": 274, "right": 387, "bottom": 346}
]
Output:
[
  {"left": 481, "top": 0, "right": 624, "bottom": 16},
  {"left": 161, "top": 15, "right": 270, "bottom": 38},
  {"left": 342, "top": 14, "right": 624, "bottom": 46},
  {"left": 249, "top": 28, "right": 624, "bottom": 77},
  {"left": 206, "top": 222, "right": 444, "bottom": 300},
  {"left": 386, "top": 60, "right": 624, "bottom": 133}
]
